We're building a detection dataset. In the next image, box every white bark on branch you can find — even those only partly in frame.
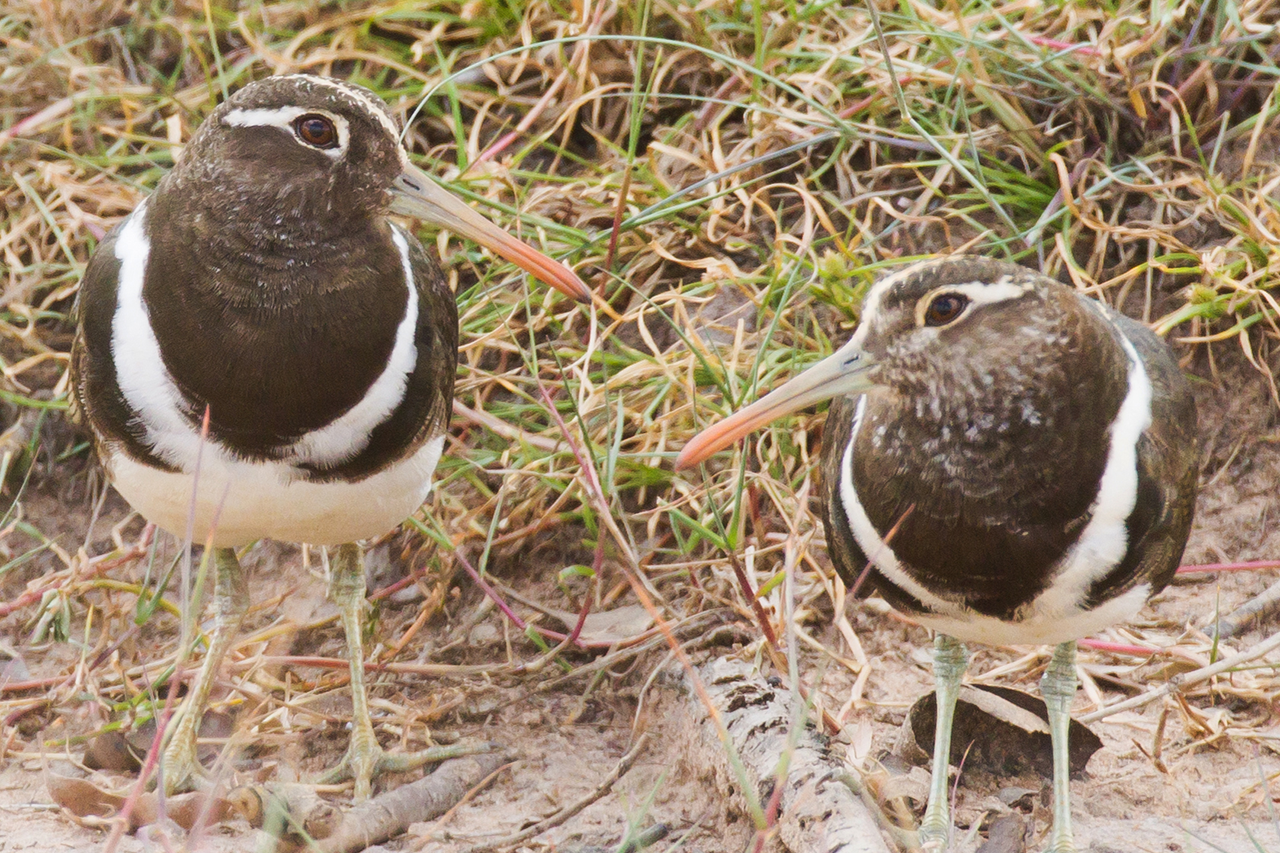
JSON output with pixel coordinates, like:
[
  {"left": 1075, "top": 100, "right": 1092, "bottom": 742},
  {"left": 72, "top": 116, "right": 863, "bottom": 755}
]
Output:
[{"left": 680, "top": 657, "right": 893, "bottom": 853}]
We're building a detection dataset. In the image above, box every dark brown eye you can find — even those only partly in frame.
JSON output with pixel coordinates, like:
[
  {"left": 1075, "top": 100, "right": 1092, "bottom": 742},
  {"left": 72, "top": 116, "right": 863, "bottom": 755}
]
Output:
[
  {"left": 923, "top": 292, "right": 970, "bottom": 327},
  {"left": 294, "top": 114, "right": 337, "bottom": 149}
]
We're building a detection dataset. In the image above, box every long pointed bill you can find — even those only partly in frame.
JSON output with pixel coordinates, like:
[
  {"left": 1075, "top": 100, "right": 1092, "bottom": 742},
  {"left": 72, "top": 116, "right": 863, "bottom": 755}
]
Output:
[
  {"left": 675, "top": 338, "right": 878, "bottom": 470},
  {"left": 391, "top": 164, "right": 592, "bottom": 302}
]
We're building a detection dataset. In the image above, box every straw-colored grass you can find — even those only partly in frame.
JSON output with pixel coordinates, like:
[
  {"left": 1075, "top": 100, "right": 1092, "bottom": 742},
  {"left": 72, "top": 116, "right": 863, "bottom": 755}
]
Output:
[{"left": 2, "top": 0, "right": 1279, "bottom": 849}]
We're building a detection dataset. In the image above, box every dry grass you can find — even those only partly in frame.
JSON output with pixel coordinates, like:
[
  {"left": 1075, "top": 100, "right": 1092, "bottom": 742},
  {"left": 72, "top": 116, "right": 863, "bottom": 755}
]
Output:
[{"left": 2, "top": 0, "right": 1280, "bottom": 849}]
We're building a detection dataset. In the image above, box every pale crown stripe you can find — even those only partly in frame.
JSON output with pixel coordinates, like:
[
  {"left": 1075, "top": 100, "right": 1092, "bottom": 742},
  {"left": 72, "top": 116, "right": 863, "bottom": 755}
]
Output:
[
  {"left": 275, "top": 75, "right": 408, "bottom": 167},
  {"left": 289, "top": 224, "right": 420, "bottom": 466},
  {"left": 858, "top": 258, "right": 946, "bottom": 324}
]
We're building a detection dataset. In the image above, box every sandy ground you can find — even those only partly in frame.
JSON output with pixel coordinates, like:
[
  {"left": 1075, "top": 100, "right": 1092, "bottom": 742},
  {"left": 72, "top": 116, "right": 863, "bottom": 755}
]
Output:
[{"left": 0, "top": 345, "right": 1277, "bottom": 853}]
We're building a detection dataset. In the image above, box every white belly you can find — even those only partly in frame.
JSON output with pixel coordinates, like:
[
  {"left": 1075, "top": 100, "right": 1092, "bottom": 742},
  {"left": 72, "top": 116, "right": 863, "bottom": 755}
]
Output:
[
  {"left": 910, "top": 584, "right": 1151, "bottom": 646},
  {"left": 106, "top": 435, "right": 445, "bottom": 547}
]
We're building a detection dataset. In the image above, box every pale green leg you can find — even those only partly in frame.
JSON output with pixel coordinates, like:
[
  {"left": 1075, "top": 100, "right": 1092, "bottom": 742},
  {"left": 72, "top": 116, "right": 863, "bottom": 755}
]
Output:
[
  {"left": 1040, "top": 641, "right": 1078, "bottom": 853},
  {"left": 919, "top": 633, "right": 969, "bottom": 849},
  {"left": 162, "top": 547, "right": 248, "bottom": 794},
  {"left": 317, "top": 543, "right": 462, "bottom": 801}
]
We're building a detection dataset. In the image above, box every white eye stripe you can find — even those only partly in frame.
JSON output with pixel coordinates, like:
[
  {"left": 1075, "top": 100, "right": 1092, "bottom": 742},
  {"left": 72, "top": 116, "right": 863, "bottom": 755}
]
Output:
[
  {"left": 222, "top": 106, "right": 350, "bottom": 157},
  {"left": 914, "top": 280, "right": 1032, "bottom": 326},
  {"left": 862, "top": 262, "right": 1038, "bottom": 329}
]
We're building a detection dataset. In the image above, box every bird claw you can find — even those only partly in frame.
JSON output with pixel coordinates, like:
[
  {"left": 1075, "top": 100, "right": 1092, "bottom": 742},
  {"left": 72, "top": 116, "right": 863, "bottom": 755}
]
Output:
[
  {"left": 316, "top": 741, "right": 487, "bottom": 802},
  {"left": 159, "top": 733, "right": 212, "bottom": 796}
]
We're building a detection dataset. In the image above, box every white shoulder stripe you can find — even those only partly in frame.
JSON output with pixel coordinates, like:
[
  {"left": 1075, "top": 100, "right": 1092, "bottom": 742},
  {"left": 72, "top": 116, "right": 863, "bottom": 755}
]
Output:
[
  {"left": 836, "top": 322, "right": 1157, "bottom": 645},
  {"left": 288, "top": 224, "right": 420, "bottom": 466},
  {"left": 111, "top": 206, "right": 422, "bottom": 473},
  {"left": 1037, "top": 328, "right": 1153, "bottom": 612},
  {"left": 838, "top": 396, "right": 959, "bottom": 615},
  {"left": 110, "top": 200, "right": 208, "bottom": 469}
]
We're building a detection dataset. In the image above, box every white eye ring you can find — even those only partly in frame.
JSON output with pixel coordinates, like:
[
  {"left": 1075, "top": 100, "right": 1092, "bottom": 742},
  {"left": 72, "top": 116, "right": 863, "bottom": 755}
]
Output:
[{"left": 912, "top": 278, "right": 1033, "bottom": 328}]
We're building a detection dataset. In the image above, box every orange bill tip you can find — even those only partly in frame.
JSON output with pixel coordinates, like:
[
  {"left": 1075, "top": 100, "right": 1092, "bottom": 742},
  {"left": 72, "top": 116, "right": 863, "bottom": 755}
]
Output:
[{"left": 391, "top": 165, "right": 591, "bottom": 302}]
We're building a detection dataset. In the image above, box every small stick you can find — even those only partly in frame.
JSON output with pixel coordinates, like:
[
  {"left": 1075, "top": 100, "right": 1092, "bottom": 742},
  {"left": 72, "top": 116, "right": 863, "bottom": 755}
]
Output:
[
  {"left": 1178, "top": 560, "right": 1280, "bottom": 574},
  {"left": 1150, "top": 702, "right": 1169, "bottom": 774},
  {"left": 459, "top": 734, "right": 650, "bottom": 853},
  {"left": 1080, "top": 629, "right": 1280, "bottom": 723}
]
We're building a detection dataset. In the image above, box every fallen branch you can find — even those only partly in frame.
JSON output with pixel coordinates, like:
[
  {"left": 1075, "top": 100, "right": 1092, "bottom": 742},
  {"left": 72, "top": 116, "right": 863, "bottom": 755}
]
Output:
[
  {"left": 683, "top": 658, "right": 892, "bottom": 853},
  {"left": 265, "top": 750, "right": 513, "bottom": 853},
  {"left": 1209, "top": 578, "right": 1280, "bottom": 639}
]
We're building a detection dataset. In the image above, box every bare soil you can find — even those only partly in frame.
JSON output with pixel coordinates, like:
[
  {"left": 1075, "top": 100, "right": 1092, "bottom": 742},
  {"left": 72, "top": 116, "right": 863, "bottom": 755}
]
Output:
[{"left": 0, "top": 346, "right": 1277, "bottom": 853}]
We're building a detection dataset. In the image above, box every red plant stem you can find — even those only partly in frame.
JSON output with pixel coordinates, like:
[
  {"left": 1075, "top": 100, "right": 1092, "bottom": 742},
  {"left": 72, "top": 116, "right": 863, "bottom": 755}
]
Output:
[
  {"left": 368, "top": 556, "right": 431, "bottom": 602},
  {"left": 473, "top": 69, "right": 568, "bottom": 166},
  {"left": 720, "top": 474, "right": 780, "bottom": 651},
  {"left": 1029, "top": 35, "right": 1101, "bottom": 56},
  {"left": 848, "top": 504, "right": 914, "bottom": 598},
  {"left": 726, "top": 553, "right": 780, "bottom": 650},
  {"left": 109, "top": 409, "right": 218, "bottom": 850},
  {"left": 0, "top": 676, "right": 66, "bottom": 694},
  {"left": 0, "top": 543, "right": 150, "bottom": 618},
  {"left": 604, "top": 165, "right": 631, "bottom": 270},
  {"left": 564, "top": 538, "right": 605, "bottom": 646},
  {"left": 476, "top": 130, "right": 520, "bottom": 165},
  {"left": 102, "top": 637, "right": 187, "bottom": 852},
  {"left": 1077, "top": 638, "right": 1163, "bottom": 656},
  {"left": 457, "top": 550, "right": 559, "bottom": 641},
  {"left": 692, "top": 75, "right": 743, "bottom": 133},
  {"left": 453, "top": 546, "right": 589, "bottom": 648}
]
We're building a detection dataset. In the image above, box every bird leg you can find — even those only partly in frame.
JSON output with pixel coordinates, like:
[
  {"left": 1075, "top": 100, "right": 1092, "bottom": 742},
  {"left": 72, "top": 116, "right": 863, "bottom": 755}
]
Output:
[
  {"left": 318, "top": 543, "right": 458, "bottom": 801},
  {"left": 161, "top": 547, "right": 248, "bottom": 794},
  {"left": 1039, "top": 641, "right": 1078, "bottom": 853},
  {"left": 919, "top": 633, "right": 969, "bottom": 849}
]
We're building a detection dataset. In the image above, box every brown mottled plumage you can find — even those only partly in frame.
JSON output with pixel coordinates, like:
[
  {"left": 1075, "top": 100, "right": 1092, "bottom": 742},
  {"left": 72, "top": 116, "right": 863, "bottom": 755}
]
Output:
[
  {"left": 813, "top": 259, "right": 1198, "bottom": 634},
  {"left": 678, "top": 256, "right": 1199, "bottom": 851}
]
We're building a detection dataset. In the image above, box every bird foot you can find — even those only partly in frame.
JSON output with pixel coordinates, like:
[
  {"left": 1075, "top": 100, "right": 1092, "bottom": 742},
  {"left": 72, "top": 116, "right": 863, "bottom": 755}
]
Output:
[
  {"left": 916, "top": 823, "right": 950, "bottom": 851},
  {"left": 315, "top": 739, "right": 492, "bottom": 801},
  {"left": 159, "top": 731, "right": 212, "bottom": 796}
]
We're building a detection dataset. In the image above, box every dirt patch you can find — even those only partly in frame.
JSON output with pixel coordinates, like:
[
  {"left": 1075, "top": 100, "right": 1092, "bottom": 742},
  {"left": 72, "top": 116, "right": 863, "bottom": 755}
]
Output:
[{"left": 1, "top": 344, "right": 1277, "bottom": 852}]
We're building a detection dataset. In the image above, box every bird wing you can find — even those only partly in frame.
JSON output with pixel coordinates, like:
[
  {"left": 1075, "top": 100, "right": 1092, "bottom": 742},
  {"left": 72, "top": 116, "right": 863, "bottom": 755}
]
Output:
[
  {"left": 69, "top": 221, "right": 173, "bottom": 469},
  {"left": 1081, "top": 314, "right": 1200, "bottom": 607}
]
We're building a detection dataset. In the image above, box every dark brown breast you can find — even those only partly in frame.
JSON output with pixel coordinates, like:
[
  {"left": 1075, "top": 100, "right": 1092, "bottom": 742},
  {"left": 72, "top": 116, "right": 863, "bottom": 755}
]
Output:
[{"left": 143, "top": 191, "right": 409, "bottom": 456}]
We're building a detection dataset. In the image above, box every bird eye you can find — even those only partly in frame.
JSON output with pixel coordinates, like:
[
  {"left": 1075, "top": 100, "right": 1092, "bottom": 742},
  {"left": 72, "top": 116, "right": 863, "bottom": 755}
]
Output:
[
  {"left": 294, "top": 114, "right": 337, "bottom": 149},
  {"left": 923, "top": 292, "right": 970, "bottom": 327}
]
